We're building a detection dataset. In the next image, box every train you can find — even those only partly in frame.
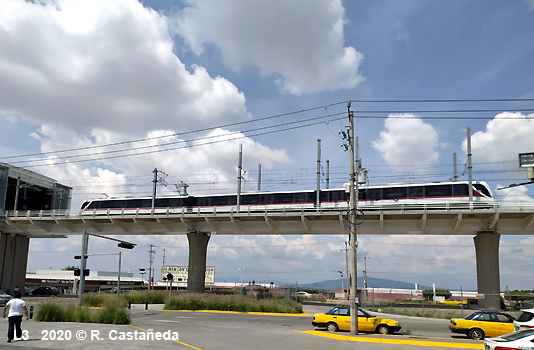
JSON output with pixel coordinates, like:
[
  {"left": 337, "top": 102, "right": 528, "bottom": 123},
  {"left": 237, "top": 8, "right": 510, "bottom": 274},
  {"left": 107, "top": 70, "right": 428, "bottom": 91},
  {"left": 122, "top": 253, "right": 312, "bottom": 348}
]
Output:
[{"left": 80, "top": 180, "right": 497, "bottom": 215}]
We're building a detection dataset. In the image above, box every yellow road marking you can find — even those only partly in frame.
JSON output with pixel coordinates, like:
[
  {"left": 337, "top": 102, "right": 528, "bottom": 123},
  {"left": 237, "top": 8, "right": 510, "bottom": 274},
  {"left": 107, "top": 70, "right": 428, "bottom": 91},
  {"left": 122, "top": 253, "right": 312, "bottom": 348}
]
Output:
[
  {"left": 300, "top": 331, "right": 484, "bottom": 349},
  {"left": 129, "top": 324, "right": 203, "bottom": 350},
  {"left": 162, "top": 309, "right": 309, "bottom": 317}
]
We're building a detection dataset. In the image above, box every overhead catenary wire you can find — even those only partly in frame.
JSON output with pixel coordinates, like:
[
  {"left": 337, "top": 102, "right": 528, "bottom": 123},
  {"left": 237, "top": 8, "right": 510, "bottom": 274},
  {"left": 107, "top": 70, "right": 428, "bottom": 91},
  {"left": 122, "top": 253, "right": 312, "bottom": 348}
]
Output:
[{"left": 1, "top": 98, "right": 533, "bottom": 166}]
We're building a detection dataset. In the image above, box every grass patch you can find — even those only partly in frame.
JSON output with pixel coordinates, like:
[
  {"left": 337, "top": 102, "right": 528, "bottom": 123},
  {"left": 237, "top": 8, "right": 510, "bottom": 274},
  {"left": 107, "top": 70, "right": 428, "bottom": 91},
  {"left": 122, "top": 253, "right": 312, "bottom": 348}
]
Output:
[
  {"left": 165, "top": 293, "right": 303, "bottom": 314},
  {"left": 126, "top": 290, "right": 166, "bottom": 304},
  {"left": 34, "top": 299, "right": 130, "bottom": 324}
]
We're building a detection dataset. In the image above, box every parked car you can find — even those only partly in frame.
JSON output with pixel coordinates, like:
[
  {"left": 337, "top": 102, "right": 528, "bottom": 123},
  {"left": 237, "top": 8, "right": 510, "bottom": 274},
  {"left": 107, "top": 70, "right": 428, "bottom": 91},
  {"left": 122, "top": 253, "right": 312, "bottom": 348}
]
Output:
[
  {"left": 484, "top": 329, "right": 534, "bottom": 349},
  {"left": 312, "top": 306, "right": 401, "bottom": 334},
  {"left": 449, "top": 310, "right": 515, "bottom": 340},
  {"left": 31, "top": 286, "right": 60, "bottom": 296},
  {"left": 0, "top": 290, "right": 12, "bottom": 305},
  {"left": 514, "top": 308, "right": 534, "bottom": 331}
]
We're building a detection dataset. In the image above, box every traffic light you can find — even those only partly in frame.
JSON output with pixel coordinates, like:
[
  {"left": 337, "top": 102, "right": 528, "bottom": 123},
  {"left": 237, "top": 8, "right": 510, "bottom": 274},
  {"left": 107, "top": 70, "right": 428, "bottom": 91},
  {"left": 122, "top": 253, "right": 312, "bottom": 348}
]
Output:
[
  {"left": 74, "top": 255, "right": 88, "bottom": 259},
  {"left": 83, "top": 269, "right": 90, "bottom": 277},
  {"left": 117, "top": 242, "right": 135, "bottom": 249},
  {"left": 166, "top": 273, "right": 173, "bottom": 281},
  {"left": 74, "top": 268, "right": 81, "bottom": 276}
]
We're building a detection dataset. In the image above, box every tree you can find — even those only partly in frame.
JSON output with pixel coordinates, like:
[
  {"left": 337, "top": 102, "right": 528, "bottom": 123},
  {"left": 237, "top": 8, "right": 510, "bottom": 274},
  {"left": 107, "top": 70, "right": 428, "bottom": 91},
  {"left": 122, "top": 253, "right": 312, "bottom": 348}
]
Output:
[
  {"left": 422, "top": 289, "right": 452, "bottom": 300},
  {"left": 63, "top": 266, "right": 77, "bottom": 271}
]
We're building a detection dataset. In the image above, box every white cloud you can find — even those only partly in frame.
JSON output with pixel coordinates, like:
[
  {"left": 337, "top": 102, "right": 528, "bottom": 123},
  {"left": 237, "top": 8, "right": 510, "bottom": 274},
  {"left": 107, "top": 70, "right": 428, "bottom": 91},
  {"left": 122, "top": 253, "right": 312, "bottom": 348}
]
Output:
[
  {"left": 174, "top": 0, "right": 365, "bottom": 95},
  {"left": 496, "top": 185, "right": 534, "bottom": 209},
  {"left": 0, "top": 0, "right": 250, "bottom": 133},
  {"left": 372, "top": 114, "right": 440, "bottom": 167},
  {"left": 466, "top": 112, "right": 534, "bottom": 163}
]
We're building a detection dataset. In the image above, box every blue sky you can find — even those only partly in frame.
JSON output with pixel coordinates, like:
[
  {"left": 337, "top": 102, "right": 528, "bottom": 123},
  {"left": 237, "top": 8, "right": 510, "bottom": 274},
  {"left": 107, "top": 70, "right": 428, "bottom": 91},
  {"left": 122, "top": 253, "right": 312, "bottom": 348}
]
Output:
[{"left": 1, "top": 0, "right": 534, "bottom": 290}]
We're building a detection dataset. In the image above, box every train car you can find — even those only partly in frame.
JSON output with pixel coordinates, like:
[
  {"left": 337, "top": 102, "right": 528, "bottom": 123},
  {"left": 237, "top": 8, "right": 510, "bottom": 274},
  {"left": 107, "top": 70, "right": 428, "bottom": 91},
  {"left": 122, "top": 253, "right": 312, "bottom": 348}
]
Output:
[{"left": 80, "top": 180, "right": 496, "bottom": 215}]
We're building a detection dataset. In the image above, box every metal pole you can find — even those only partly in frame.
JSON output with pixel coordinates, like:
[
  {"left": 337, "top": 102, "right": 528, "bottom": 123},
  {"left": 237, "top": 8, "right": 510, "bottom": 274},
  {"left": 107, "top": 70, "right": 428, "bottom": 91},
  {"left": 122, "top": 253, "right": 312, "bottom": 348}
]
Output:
[
  {"left": 257, "top": 164, "right": 261, "bottom": 191},
  {"left": 148, "top": 244, "right": 154, "bottom": 290},
  {"left": 326, "top": 160, "right": 330, "bottom": 189},
  {"left": 348, "top": 102, "right": 358, "bottom": 335},
  {"left": 453, "top": 153, "right": 457, "bottom": 181},
  {"left": 117, "top": 252, "right": 121, "bottom": 293},
  {"left": 316, "top": 139, "right": 321, "bottom": 211},
  {"left": 237, "top": 144, "right": 243, "bottom": 211},
  {"left": 345, "top": 241, "right": 349, "bottom": 300},
  {"left": 14, "top": 176, "right": 20, "bottom": 211},
  {"left": 461, "top": 286, "right": 464, "bottom": 316},
  {"left": 152, "top": 168, "right": 157, "bottom": 215},
  {"left": 467, "top": 128, "right": 473, "bottom": 207},
  {"left": 78, "top": 230, "right": 88, "bottom": 307}
]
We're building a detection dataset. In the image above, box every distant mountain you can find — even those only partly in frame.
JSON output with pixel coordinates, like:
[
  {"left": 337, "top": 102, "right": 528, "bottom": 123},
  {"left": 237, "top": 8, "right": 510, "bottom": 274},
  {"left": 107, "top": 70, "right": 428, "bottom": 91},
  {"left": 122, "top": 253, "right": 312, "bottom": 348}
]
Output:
[{"left": 299, "top": 276, "right": 432, "bottom": 291}]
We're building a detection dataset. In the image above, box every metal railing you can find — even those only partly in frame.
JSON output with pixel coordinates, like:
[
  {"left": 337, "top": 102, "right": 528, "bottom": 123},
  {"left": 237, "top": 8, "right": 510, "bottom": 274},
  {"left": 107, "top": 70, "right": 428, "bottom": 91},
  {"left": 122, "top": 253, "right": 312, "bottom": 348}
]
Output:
[{"left": 3, "top": 201, "right": 534, "bottom": 220}]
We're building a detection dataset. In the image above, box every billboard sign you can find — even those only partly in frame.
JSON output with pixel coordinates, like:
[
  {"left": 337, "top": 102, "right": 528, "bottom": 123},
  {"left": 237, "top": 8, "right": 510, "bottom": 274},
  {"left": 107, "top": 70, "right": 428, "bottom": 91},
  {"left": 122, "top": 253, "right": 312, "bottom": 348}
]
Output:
[{"left": 161, "top": 265, "right": 215, "bottom": 283}]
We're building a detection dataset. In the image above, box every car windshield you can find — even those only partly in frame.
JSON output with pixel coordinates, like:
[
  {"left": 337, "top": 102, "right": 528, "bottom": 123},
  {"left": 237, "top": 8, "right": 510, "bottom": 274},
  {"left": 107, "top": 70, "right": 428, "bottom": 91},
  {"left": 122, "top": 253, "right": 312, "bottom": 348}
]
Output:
[
  {"left": 497, "top": 329, "right": 534, "bottom": 341},
  {"left": 326, "top": 307, "right": 350, "bottom": 316},
  {"left": 465, "top": 312, "right": 486, "bottom": 320}
]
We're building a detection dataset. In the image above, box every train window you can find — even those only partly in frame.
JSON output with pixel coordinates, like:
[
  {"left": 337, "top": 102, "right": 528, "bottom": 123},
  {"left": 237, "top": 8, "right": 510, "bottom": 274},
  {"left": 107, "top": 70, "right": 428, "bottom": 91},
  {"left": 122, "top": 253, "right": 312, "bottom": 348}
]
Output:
[
  {"left": 407, "top": 186, "right": 424, "bottom": 198},
  {"left": 241, "top": 194, "right": 260, "bottom": 205},
  {"left": 425, "top": 185, "right": 452, "bottom": 197},
  {"left": 361, "top": 188, "right": 381, "bottom": 201},
  {"left": 273, "top": 193, "right": 293, "bottom": 204},
  {"left": 168, "top": 198, "right": 184, "bottom": 207},
  {"left": 474, "top": 184, "right": 492, "bottom": 197},
  {"left": 155, "top": 198, "right": 171, "bottom": 208},
  {"left": 89, "top": 201, "right": 101, "bottom": 209},
  {"left": 196, "top": 197, "right": 211, "bottom": 207},
  {"left": 452, "top": 184, "right": 469, "bottom": 196},
  {"left": 322, "top": 190, "right": 346, "bottom": 202},
  {"left": 293, "top": 192, "right": 313, "bottom": 204},
  {"left": 382, "top": 187, "right": 407, "bottom": 200},
  {"left": 114, "top": 200, "right": 126, "bottom": 209}
]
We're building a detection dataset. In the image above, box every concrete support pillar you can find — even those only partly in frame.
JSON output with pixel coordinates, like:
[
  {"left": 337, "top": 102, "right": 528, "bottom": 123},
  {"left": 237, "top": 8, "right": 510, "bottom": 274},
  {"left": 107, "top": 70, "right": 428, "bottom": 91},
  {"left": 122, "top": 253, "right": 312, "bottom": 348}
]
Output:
[
  {"left": 474, "top": 232, "right": 501, "bottom": 309},
  {"left": 0, "top": 233, "right": 30, "bottom": 294},
  {"left": 186, "top": 232, "right": 210, "bottom": 293}
]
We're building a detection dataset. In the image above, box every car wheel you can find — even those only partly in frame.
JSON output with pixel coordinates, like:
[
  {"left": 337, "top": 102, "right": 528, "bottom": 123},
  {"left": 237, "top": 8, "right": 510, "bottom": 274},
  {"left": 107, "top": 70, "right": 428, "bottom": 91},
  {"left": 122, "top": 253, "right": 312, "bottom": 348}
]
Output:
[
  {"left": 468, "top": 328, "right": 484, "bottom": 340},
  {"left": 376, "top": 325, "right": 390, "bottom": 335},
  {"left": 326, "top": 322, "right": 339, "bottom": 332}
]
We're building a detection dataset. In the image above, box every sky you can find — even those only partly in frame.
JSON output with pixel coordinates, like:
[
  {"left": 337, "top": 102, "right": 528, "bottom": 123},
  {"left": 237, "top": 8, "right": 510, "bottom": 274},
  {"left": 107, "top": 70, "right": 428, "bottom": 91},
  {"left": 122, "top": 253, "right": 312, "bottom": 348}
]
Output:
[{"left": 1, "top": 0, "right": 534, "bottom": 291}]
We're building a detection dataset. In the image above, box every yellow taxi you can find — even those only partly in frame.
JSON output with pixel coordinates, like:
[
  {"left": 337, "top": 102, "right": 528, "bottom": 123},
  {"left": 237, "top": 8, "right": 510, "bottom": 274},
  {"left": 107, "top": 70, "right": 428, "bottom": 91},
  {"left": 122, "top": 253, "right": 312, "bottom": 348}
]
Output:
[
  {"left": 312, "top": 306, "right": 401, "bottom": 334},
  {"left": 449, "top": 310, "right": 515, "bottom": 340},
  {"left": 438, "top": 298, "right": 467, "bottom": 306}
]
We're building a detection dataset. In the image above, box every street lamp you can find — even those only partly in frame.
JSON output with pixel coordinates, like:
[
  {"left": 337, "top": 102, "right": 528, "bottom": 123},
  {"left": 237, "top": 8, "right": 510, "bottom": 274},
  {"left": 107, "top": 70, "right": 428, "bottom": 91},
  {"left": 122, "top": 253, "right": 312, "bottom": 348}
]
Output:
[
  {"left": 237, "top": 267, "right": 246, "bottom": 286},
  {"left": 77, "top": 230, "right": 136, "bottom": 307},
  {"left": 139, "top": 269, "right": 146, "bottom": 287}
]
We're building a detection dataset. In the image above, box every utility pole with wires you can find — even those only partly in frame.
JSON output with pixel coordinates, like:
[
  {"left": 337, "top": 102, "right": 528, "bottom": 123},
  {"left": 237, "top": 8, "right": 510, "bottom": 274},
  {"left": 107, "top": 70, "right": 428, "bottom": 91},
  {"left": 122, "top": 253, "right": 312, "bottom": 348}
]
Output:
[
  {"left": 344, "top": 101, "right": 359, "bottom": 335},
  {"left": 151, "top": 168, "right": 168, "bottom": 214},
  {"left": 148, "top": 244, "right": 155, "bottom": 290}
]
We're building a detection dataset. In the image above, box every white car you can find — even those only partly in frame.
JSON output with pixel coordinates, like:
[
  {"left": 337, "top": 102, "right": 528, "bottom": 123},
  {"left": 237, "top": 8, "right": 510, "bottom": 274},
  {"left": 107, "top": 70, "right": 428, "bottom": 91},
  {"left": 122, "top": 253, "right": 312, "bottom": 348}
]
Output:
[
  {"left": 0, "top": 290, "right": 12, "bottom": 306},
  {"left": 294, "top": 291, "right": 312, "bottom": 297},
  {"left": 484, "top": 329, "right": 534, "bottom": 350},
  {"left": 514, "top": 308, "right": 534, "bottom": 331}
]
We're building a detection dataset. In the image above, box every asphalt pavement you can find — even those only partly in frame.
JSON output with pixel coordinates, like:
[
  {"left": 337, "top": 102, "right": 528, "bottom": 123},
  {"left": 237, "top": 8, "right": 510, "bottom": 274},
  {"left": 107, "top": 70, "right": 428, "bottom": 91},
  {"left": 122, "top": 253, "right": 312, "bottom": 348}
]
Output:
[{"left": 1, "top": 302, "right": 485, "bottom": 350}]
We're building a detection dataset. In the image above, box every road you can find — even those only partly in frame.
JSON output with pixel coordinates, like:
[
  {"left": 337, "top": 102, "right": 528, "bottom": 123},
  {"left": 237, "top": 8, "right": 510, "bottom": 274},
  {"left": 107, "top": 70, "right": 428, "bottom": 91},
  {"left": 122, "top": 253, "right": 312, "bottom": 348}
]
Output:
[{"left": 5, "top": 301, "right": 482, "bottom": 350}]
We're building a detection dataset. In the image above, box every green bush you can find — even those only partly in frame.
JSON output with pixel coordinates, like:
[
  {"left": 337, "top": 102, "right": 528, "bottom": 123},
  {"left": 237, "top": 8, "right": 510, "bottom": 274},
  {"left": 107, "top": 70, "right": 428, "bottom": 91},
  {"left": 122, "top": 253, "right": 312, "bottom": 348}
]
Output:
[
  {"left": 422, "top": 289, "right": 452, "bottom": 300},
  {"left": 35, "top": 302, "right": 65, "bottom": 322},
  {"left": 34, "top": 300, "right": 130, "bottom": 324},
  {"left": 165, "top": 293, "right": 303, "bottom": 314},
  {"left": 126, "top": 290, "right": 165, "bottom": 304}
]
